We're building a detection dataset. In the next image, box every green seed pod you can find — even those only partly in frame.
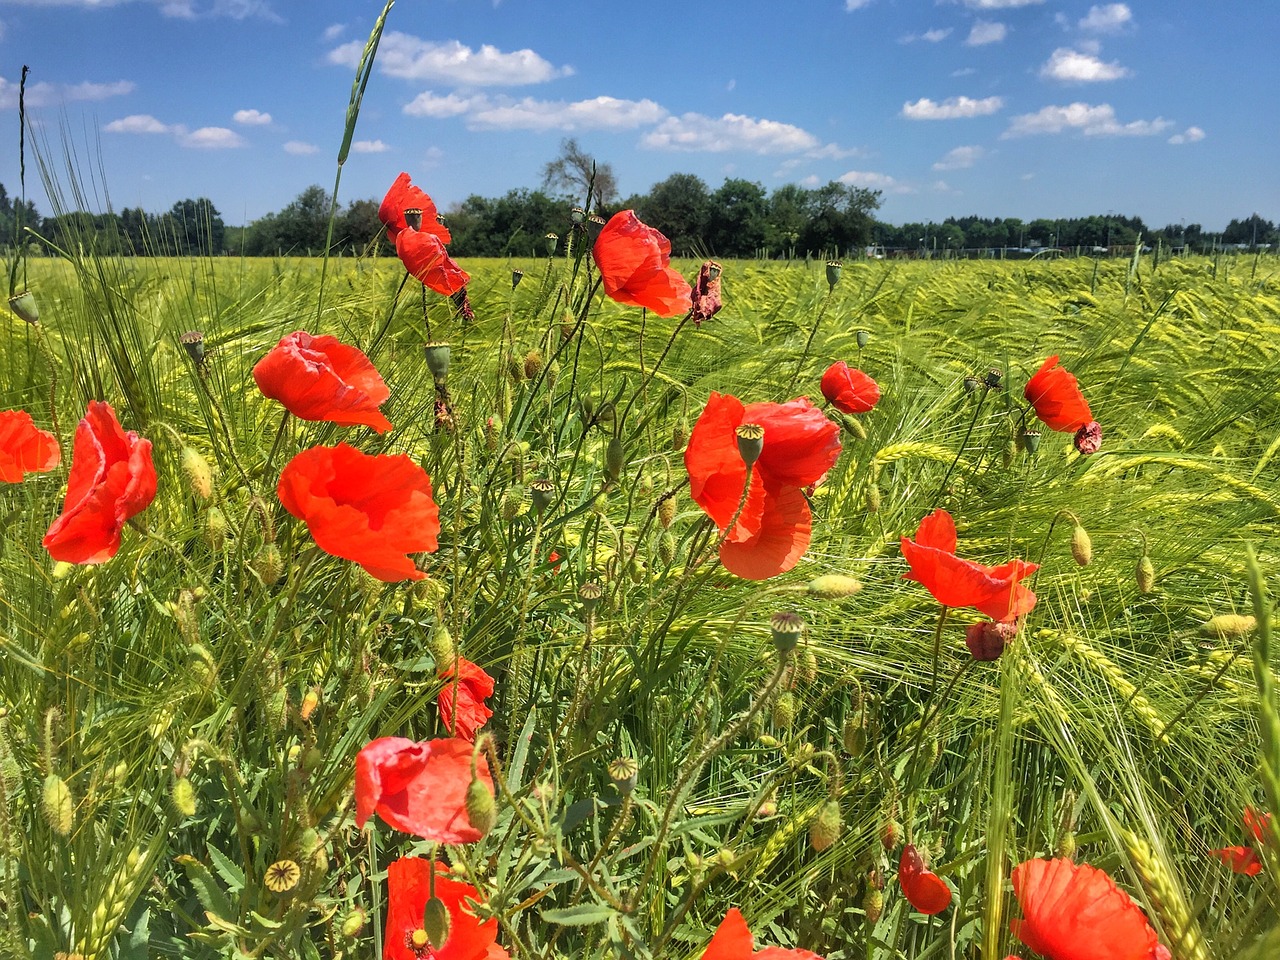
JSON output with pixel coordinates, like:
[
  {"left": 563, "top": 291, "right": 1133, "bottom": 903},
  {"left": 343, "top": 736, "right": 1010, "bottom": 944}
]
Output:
[
  {"left": 42, "top": 773, "right": 74, "bottom": 835},
  {"left": 1071, "top": 523, "right": 1093, "bottom": 567},
  {"left": 608, "top": 757, "right": 639, "bottom": 796},
  {"left": 658, "top": 495, "right": 676, "bottom": 529},
  {"left": 465, "top": 777, "right": 497, "bottom": 836},
  {"left": 825, "top": 260, "right": 842, "bottom": 290},
  {"left": 181, "top": 447, "right": 214, "bottom": 500},
  {"left": 809, "top": 800, "right": 843, "bottom": 852},
  {"left": 735, "top": 423, "right": 764, "bottom": 467},
  {"left": 863, "top": 887, "right": 884, "bottom": 925},
  {"left": 1137, "top": 555, "right": 1156, "bottom": 594},
  {"left": 770, "top": 612, "right": 804, "bottom": 653},
  {"left": 530, "top": 478, "right": 556, "bottom": 514},
  {"left": 172, "top": 776, "right": 197, "bottom": 817}
]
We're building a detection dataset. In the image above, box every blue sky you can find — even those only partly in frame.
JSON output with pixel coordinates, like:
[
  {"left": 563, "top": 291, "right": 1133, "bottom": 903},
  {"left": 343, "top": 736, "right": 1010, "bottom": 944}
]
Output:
[{"left": 0, "top": 0, "right": 1275, "bottom": 230}]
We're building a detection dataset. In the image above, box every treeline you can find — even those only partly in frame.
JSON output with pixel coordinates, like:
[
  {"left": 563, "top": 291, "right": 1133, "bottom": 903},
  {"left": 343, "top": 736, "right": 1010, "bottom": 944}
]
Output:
[{"left": 2, "top": 178, "right": 1276, "bottom": 261}]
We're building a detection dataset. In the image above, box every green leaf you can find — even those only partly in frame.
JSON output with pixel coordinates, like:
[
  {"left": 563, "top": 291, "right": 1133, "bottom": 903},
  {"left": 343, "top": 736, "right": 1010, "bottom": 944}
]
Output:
[
  {"left": 206, "top": 843, "right": 245, "bottom": 894},
  {"left": 175, "top": 854, "right": 236, "bottom": 923},
  {"left": 540, "top": 903, "right": 618, "bottom": 926}
]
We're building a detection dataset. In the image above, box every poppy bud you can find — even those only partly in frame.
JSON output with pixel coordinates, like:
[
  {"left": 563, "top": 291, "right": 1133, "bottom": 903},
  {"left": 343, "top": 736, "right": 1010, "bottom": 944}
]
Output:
[
  {"left": 595, "top": 401, "right": 616, "bottom": 425},
  {"left": 658, "top": 495, "right": 676, "bottom": 529},
  {"left": 530, "top": 478, "right": 555, "bottom": 514},
  {"left": 735, "top": 423, "right": 765, "bottom": 468},
  {"left": 180, "top": 329, "right": 205, "bottom": 362},
  {"left": 206, "top": 507, "right": 228, "bottom": 552},
  {"left": 825, "top": 260, "right": 842, "bottom": 291},
  {"left": 340, "top": 908, "right": 366, "bottom": 938},
  {"left": 423, "top": 895, "right": 451, "bottom": 949},
  {"left": 579, "top": 581, "right": 603, "bottom": 615},
  {"left": 866, "top": 480, "right": 882, "bottom": 514},
  {"left": 843, "top": 415, "right": 867, "bottom": 441},
  {"left": 857, "top": 329, "right": 871, "bottom": 349},
  {"left": 545, "top": 233, "right": 559, "bottom": 256},
  {"left": 506, "top": 354, "right": 524, "bottom": 383},
  {"left": 1137, "top": 554, "right": 1156, "bottom": 594},
  {"left": 181, "top": 447, "right": 214, "bottom": 501},
  {"left": 770, "top": 611, "right": 804, "bottom": 653},
  {"left": 863, "top": 887, "right": 884, "bottom": 925},
  {"left": 403, "top": 208, "right": 423, "bottom": 232},
  {"left": 1003, "top": 437, "right": 1018, "bottom": 469},
  {"left": 8, "top": 290, "right": 40, "bottom": 325},
  {"left": 172, "top": 776, "right": 197, "bottom": 817},
  {"left": 252, "top": 544, "right": 283, "bottom": 587},
  {"left": 428, "top": 623, "right": 456, "bottom": 668},
  {"left": 1071, "top": 523, "right": 1093, "bottom": 566},
  {"left": 465, "top": 776, "right": 497, "bottom": 837},
  {"left": 658, "top": 531, "right": 676, "bottom": 566},
  {"left": 424, "top": 342, "right": 451, "bottom": 382},
  {"left": 501, "top": 486, "right": 525, "bottom": 521},
  {"left": 299, "top": 687, "right": 320, "bottom": 722},
  {"left": 523, "top": 348, "right": 544, "bottom": 381},
  {"left": 771, "top": 691, "right": 796, "bottom": 730},
  {"left": 511, "top": 269, "right": 525, "bottom": 289},
  {"left": 483, "top": 416, "right": 501, "bottom": 452},
  {"left": 605, "top": 436, "right": 625, "bottom": 482},
  {"left": 42, "top": 773, "right": 74, "bottom": 835},
  {"left": 608, "top": 756, "right": 639, "bottom": 796},
  {"left": 880, "top": 818, "right": 903, "bottom": 851},
  {"left": 842, "top": 714, "right": 866, "bottom": 755},
  {"left": 810, "top": 799, "right": 843, "bottom": 852},
  {"left": 1057, "top": 830, "right": 1077, "bottom": 860},
  {"left": 546, "top": 360, "right": 560, "bottom": 389},
  {"left": 1201, "top": 614, "right": 1256, "bottom": 639},
  {"left": 672, "top": 419, "right": 689, "bottom": 451}
]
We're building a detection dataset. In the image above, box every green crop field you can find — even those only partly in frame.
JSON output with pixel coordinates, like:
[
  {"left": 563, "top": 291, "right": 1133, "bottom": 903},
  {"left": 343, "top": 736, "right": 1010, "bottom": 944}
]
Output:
[{"left": 2, "top": 240, "right": 1279, "bottom": 960}]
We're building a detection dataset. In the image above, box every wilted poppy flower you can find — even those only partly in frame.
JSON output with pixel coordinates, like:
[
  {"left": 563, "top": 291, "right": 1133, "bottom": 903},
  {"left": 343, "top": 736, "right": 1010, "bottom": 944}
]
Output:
[
  {"left": 253, "top": 331, "right": 393, "bottom": 433},
  {"left": 1024, "top": 356, "right": 1102, "bottom": 456},
  {"left": 1210, "top": 845, "right": 1262, "bottom": 877},
  {"left": 701, "top": 907, "right": 825, "bottom": 959},
  {"left": 384, "top": 856, "right": 509, "bottom": 960},
  {"left": 965, "top": 619, "right": 1017, "bottom": 661},
  {"left": 1010, "top": 858, "right": 1168, "bottom": 960},
  {"left": 439, "top": 657, "right": 495, "bottom": 741},
  {"left": 899, "top": 844, "right": 952, "bottom": 915},
  {"left": 685, "top": 393, "right": 841, "bottom": 580},
  {"left": 378, "top": 172, "right": 452, "bottom": 245},
  {"left": 396, "top": 229, "right": 471, "bottom": 297},
  {"left": 277, "top": 443, "right": 439, "bottom": 582},
  {"left": 43, "top": 401, "right": 156, "bottom": 564},
  {"left": 355, "top": 737, "right": 493, "bottom": 844},
  {"left": 901, "top": 509, "right": 1038, "bottom": 622},
  {"left": 691, "top": 260, "right": 723, "bottom": 326},
  {"left": 0, "top": 409, "right": 60, "bottom": 482},
  {"left": 593, "top": 210, "right": 693, "bottom": 317},
  {"left": 820, "top": 362, "right": 880, "bottom": 415}
]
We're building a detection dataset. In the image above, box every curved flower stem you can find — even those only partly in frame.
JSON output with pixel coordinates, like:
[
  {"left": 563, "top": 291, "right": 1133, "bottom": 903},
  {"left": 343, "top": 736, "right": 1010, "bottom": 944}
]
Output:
[
  {"left": 928, "top": 605, "right": 950, "bottom": 702},
  {"left": 263, "top": 411, "right": 291, "bottom": 482},
  {"left": 906, "top": 655, "right": 972, "bottom": 793},
  {"left": 786, "top": 287, "right": 834, "bottom": 395},
  {"left": 33, "top": 324, "right": 61, "bottom": 440},
  {"left": 932, "top": 389, "right": 987, "bottom": 509},
  {"left": 367, "top": 830, "right": 383, "bottom": 960},
  {"left": 619, "top": 310, "right": 692, "bottom": 427}
]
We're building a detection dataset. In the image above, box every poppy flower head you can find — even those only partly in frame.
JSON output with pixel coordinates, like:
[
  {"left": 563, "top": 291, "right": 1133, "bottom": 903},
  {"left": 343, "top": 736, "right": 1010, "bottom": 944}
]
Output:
[
  {"left": 1010, "top": 857, "right": 1165, "bottom": 960},
  {"left": 42, "top": 401, "right": 156, "bottom": 564},
  {"left": 700, "top": 908, "right": 825, "bottom": 960},
  {"left": 396, "top": 229, "right": 471, "bottom": 298},
  {"left": 685, "top": 393, "right": 840, "bottom": 580},
  {"left": 1074, "top": 420, "right": 1103, "bottom": 456},
  {"left": 384, "top": 856, "right": 509, "bottom": 960},
  {"left": 820, "top": 362, "right": 880, "bottom": 415},
  {"left": 900, "top": 509, "right": 1038, "bottom": 622},
  {"left": 1244, "top": 806, "right": 1274, "bottom": 845},
  {"left": 899, "top": 844, "right": 952, "bottom": 915},
  {"left": 355, "top": 737, "right": 493, "bottom": 844},
  {"left": 0, "top": 409, "right": 61, "bottom": 482},
  {"left": 379, "top": 172, "right": 452, "bottom": 245},
  {"left": 965, "top": 619, "right": 1018, "bottom": 661},
  {"left": 253, "top": 331, "right": 393, "bottom": 433},
  {"left": 277, "top": 443, "right": 440, "bottom": 582},
  {"left": 1024, "top": 356, "right": 1093, "bottom": 433},
  {"left": 438, "top": 657, "right": 496, "bottom": 741},
  {"left": 593, "top": 210, "right": 693, "bottom": 317},
  {"left": 1210, "top": 845, "right": 1262, "bottom": 876},
  {"left": 691, "top": 260, "right": 723, "bottom": 326}
]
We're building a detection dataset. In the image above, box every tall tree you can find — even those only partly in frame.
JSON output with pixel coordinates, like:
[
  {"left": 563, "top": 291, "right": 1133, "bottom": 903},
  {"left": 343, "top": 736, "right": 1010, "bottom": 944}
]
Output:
[
  {"left": 708, "top": 178, "right": 768, "bottom": 258},
  {"left": 541, "top": 138, "right": 619, "bottom": 209},
  {"left": 634, "top": 173, "right": 711, "bottom": 258}
]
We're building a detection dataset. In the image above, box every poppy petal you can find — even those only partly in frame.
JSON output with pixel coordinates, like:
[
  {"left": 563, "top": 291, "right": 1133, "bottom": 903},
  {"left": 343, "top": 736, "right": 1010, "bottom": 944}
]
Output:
[
  {"left": 396, "top": 229, "right": 471, "bottom": 297},
  {"left": 355, "top": 738, "right": 492, "bottom": 844},
  {"left": 820, "top": 362, "right": 880, "bottom": 415},
  {"left": 1210, "top": 846, "right": 1262, "bottom": 876},
  {"left": 1024, "top": 356, "right": 1093, "bottom": 433},
  {"left": 439, "top": 657, "right": 496, "bottom": 741},
  {"left": 385, "top": 857, "right": 504, "bottom": 960},
  {"left": 253, "top": 331, "right": 393, "bottom": 433},
  {"left": 593, "top": 210, "right": 692, "bottom": 317},
  {"left": 744, "top": 398, "right": 842, "bottom": 490},
  {"left": 0, "top": 409, "right": 61, "bottom": 482},
  {"left": 899, "top": 844, "right": 952, "bottom": 915},
  {"left": 719, "top": 483, "right": 812, "bottom": 581},
  {"left": 702, "top": 908, "right": 755, "bottom": 960},
  {"left": 378, "top": 172, "right": 452, "bottom": 245}
]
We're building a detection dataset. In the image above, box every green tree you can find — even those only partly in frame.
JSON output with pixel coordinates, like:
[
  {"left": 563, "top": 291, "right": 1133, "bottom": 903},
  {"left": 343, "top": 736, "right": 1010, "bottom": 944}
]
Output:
[
  {"left": 156, "top": 198, "right": 225, "bottom": 256},
  {"left": 708, "top": 178, "right": 768, "bottom": 258},
  {"left": 633, "top": 173, "right": 712, "bottom": 257}
]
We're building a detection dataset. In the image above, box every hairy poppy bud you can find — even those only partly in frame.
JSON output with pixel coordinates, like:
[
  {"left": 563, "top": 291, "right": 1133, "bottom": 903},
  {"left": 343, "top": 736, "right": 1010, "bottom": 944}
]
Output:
[
  {"left": 807, "top": 574, "right": 862, "bottom": 599},
  {"left": 863, "top": 887, "right": 884, "bottom": 925},
  {"left": 799, "top": 648, "right": 819, "bottom": 683},
  {"left": 506, "top": 354, "right": 524, "bottom": 383},
  {"left": 866, "top": 480, "right": 882, "bottom": 514},
  {"left": 605, "top": 436, "right": 625, "bottom": 482},
  {"left": 658, "top": 495, "right": 676, "bottom": 529},
  {"left": 206, "top": 506, "right": 228, "bottom": 552},
  {"left": 423, "top": 895, "right": 451, "bottom": 949},
  {"left": 483, "top": 416, "right": 501, "bottom": 452},
  {"left": 1201, "top": 614, "right": 1256, "bottom": 639},
  {"left": 181, "top": 447, "right": 214, "bottom": 501},
  {"left": 658, "top": 531, "right": 676, "bottom": 565},
  {"left": 1071, "top": 522, "right": 1093, "bottom": 566},
  {"left": 502, "top": 486, "right": 524, "bottom": 521},
  {"left": 42, "top": 773, "right": 74, "bottom": 835},
  {"left": 735, "top": 423, "right": 765, "bottom": 468},
  {"left": 465, "top": 777, "right": 497, "bottom": 837},
  {"left": 672, "top": 419, "right": 689, "bottom": 451},
  {"left": 1057, "top": 830, "right": 1077, "bottom": 860},
  {"left": 523, "top": 348, "right": 544, "bottom": 381},
  {"left": 1137, "top": 554, "right": 1156, "bottom": 594},
  {"left": 340, "top": 908, "right": 366, "bottom": 938},
  {"left": 252, "top": 544, "right": 283, "bottom": 587},
  {"left": 771, "top": 691, "right": 796, "bottom": 730},
  {"left": 810, "top": 799, "right": 843, "bottom": 852},
  {"left": 842, "top": 714, "right": 866, "bottom": 755},
  {"left": 172, "top": 776, "right": 197, "bottom": 817},
  {"left": 880, "top": 818, "right": 903, "bottom": 851}
]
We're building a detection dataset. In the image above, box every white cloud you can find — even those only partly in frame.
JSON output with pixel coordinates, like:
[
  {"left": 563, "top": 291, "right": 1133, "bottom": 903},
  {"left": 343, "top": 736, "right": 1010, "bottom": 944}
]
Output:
[
  {"left": 799, "top": 174, "right": 821, "bottom": 188},
  {"left": 1168, "top": 126, "right": 1205, "bottom": 145},
  {"left": 933, "top": 145, "right": 986, "bottom": 170},
  {"left": 963, "top": 0, "right": 1041, "bottom": 7},
  {"left": 233, "top": 108, "right": 271, "bottom": 125},
  {"left": 350, "top": 139, "right": 390, "bottom": 153},
  {"left": 403, "top": 91, "right": 479, "bottom": 119},
  {"left": 902, "top": 27, "right": 952, "bottom": 43},
  {"left": 806, "top": 142, "right": 867, "bottom": 160},
  {"left": 966, "top": 21, "right": 1007, "bottom": 45},
  {"left": 178, "top": 126, "right": 244, "bottom": 148},
  {"left": 838, "top": 170, "right": 915, "bottom": 194},
  {"left": 845, "top": 0, "right": 873, "bottom": 9},
  {"left": 3, "top": 0, "right": 278, "bottom": 17},
  {"left": 1079, "top": 3, "right": 1132, "bottom": 32},
  {"left": 283, "top": 140, "right": 319, "bottom": 155},
  {"left": 902, "top": 95, "right": 1004, "bottom": 120},
  {"left": 1040, "top": 47, "right": 1130, "bottom": 82},
  {"left": 1002, "top": 102, "right": 1172, "bottom": 137},
  {"left": 468, "top": 95, "right": 665, "bottom": 132},
  {"left": 322, "top": 22, "right": 345, "bottom": 41},
  {"left": 952, "top": 67, "right": 977, "bottom": 77},
  {"left": 105, "top": 113, "right": 173, "bottom": 133},
  {"left": 641, "top": 112, "right": 820, "bottom": 154},
  {"left": 329, "top": 32, "right": 571, "bottom": 86},
  {"left": 1, "top": 76, "right": 134, "bottom": 109}
]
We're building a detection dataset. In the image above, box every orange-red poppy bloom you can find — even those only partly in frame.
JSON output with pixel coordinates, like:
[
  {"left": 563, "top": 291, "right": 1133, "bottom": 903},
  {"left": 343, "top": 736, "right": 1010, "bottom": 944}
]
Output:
[
  {"left": 1210, "top": 845, "right": 1262, "bottom": 877},
  {"left": 820, "top": 362, "right": 880, "bottom": 415},
  {"left": 901, "top": 509, "right": 1038, "bottom": 622},
  {"left": 378, "top": 172, "right": 452, "bottom": 245},
  {"left": 277, "top": 443, "right": 439, "bottom": 582},
  {"left": 253, "top": 331, "right": 393, "bottom": 433},
  {"left": 899, "top": 844, "right": 952, "bottom": 915},
  {"left": 43, "top": 401, "right": 156, "bottom": 564},
  {"left": 396, "top": 228, "right": 471, "bottom": 298},
  {"left": 685, "top": 393, "right": 841, "bottom": 580},
  {"left": 593, "top": 210, "right": 693, "bottom": 317},
  {"left": 355, "top": 737, "right": 493, "bottom": 844},
  {"left": 438, "top": 657, "right": 495, "bottom": 742},
  {"left": 1010, "top": 858, "right": 1169, "bottom": 960},
  {"left": 701, "top": 908, "right": 824, "bottom": 960},
  {"left": 1024, "top": 356, "right": 1092, "bottom": 433},
  {"left": 0, "top": 409, "right": 60, "bottom": 482},
  {"left": 1245, "top": 806, "right": 1273, "bottom": 844},
  {"left": 384, "top": 856, "right": 509, "bottom": 960}
]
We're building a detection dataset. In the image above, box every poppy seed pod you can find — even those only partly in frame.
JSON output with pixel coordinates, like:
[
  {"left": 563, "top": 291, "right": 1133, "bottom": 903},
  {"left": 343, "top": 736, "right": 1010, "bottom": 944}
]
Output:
[
  {"left": 825, "top": 260, "right": 842, "bottom": 290},
  {"left": 1020, "top": 429, "right": 1042, "bottom": 454},
  {"left": 8, "top": 290, "right": 40, "bottom": 324},
  {"left": 983, "top": 368, "right": 1003, "bottom": 389},
  {"left": 579, "top": 581, "right": 603, "bottom": 614},
  {"left": 511, "top": 268, "right": 524, "bottom": 289},
  {"left": 180, "top": 329, "right": 205, "bottom": 363},
  {"left": 424, "top": 342, "right": 452, "bottom": 381},
  {"left": 608, "top": 756, "right": 639, "bottom": 796},
  {"left": 857, "top": 329, "right": 871, "bottom": 348},
  {"left": 570, "top": 206, "right": 585, "bottom": 224},
  {"left": 770, "top": 610, "right": 804, "bottom": 653},
  {"left": 530, "top": 478, "right": 556, "bottom": 514},
  {"left": 735, "top": 422, "right": 765, "bottom": 468},
  {"left": 545, "top": 233, "right": 559, "bottom": 256},
  {"left": 403, "top": 208, "right": 423, "bottom": 232}
]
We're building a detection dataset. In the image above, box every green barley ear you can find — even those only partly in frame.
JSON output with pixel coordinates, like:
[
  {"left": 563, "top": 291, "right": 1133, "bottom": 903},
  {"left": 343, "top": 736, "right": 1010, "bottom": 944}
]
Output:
[
  {"left": 1122, "top": 830, "right": 1210, "bottom": 960},
  {"left": 1245, "top": 547, "right": 1280, "bottom": 842}
]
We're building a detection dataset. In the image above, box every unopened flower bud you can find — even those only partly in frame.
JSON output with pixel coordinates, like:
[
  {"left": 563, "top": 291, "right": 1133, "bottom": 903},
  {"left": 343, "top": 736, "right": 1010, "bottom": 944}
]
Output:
[
  {"left": 465, "top": 777, "right": 497, "bottom": 836},
  {"left": 1201, "top": 614, "right": 1256, "bottom": 639},
  {"left": 843, "top": 415, "right": 867, "bottom": 441},
  {"left": 770, "top": 611, "right": 804, "bottom": 653},
  {"left": 1057, "top": 830, "right": 1077, "bottom": 860},
  {"left": 771, "top": 691, "right": 796, "bottom": 730},
  {"left": 658, "top": 495, "right": 676, "bottom": 529},
  {"left": 880, "top": 818, "right": 903, "bottom": 851},
  {"left": 658, "top": 531, "right": 676, "bottom": 565},
  {"left": 523, "top": 348, "right": 544, "bottom": 381},
  {"left": 1071, "top": 523, "right": 1093, "bottom": 567},
  {"left": 842, "top": 714, "right": 866, "bottom": 755},
  {"left": 1137, "top": 554, "right": 1156, "bottom": 594},
  {"left": 483, "top": 416, "right": 501, "bottom": 452},
  {"left": 428, "top": 623, "right": 456, "bottom": 668},
  {"left": 863, "top": 887, "right": 884, "bottom": 925},
  {"left": 206, "top": 507, "right": 228, "bottom": 551},
  {"left": 735, "top": 423, "right": 765, "bottom": 468},
  {"left": 340, "top": 908, "right": 366, "bottom": 938},
  {"left": 672, "top": 419, "right": 689, "bottom": 451},
  {"left": 172, "top": 776, "right": 197, "bottom": 817},
  {"left": 42, "top": 773, "right": 74, "bottom": 835},
  {"left": 799, "top": 648, "right": 819, "bottom": 683},
  {"left": 809, "top": 799, "right": 843, "bottom": 852},
  {"left": 299, "top": 688, "right": 320, "bottom": 722},
  {"left": 181, "top": 447, "right": 214, "bottom": 500},
  {"left": 252, "top": 544, "right": 283, "bottom": 586},
  {"left": 506, "top": 354, "right": 524, "bottom": 383},
  {"left": 502, "top": 486, "right": 525, "bottom": 521},
  {"left": 807, "top": 574, "right": 862, "bottom": 599}
]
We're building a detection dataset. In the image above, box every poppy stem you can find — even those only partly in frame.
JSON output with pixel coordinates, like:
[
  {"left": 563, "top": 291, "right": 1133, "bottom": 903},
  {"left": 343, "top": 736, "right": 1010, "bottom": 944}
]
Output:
[
  {"left": 619, "top": 310, "right": 692, "bottom": 427},
  {"left": 786, "top": 287, "right": 834, "bottom": 395},
  {"left": 263, "top": 411, "right": 291, "bottom": 481},
  {"left": 932, "top": 389, "right": 988, "bottom": 509},
  {"left": 928, "top": 606, "right": 950, "bottom": 703},
  {"left": 368, "top": 830, "right": 383, "bottom": 960}
]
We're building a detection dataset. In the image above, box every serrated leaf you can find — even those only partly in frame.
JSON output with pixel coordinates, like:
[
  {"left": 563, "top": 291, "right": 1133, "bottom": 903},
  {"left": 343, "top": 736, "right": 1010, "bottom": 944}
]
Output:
[
  {"left": 175, "top": 854, "right": 236, "bottom": 922},
  {"left": 206, "top": 843, "right": 245, "bottom": 893},
  {"left": 541, "top": 903, "right": 618, "bottom": 926}
]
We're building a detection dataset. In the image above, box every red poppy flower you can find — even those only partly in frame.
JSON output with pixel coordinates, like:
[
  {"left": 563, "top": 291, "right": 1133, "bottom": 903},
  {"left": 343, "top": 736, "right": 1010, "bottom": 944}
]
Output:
[
  {"left": 1245, "top": 806, "right": 1274, "bottom": 844},
  {"left": 701, "top": 908, "right": 825, "bottom": 960},
  {"left": 820, "top": 362, "right": 880, "bottom": 415},
  {"left": 685, "top": 393, "right": 841, "bottom": 580},
  {"left": 1210, "top": 845, "right": 1262, "bottom": 877},
  {"left": 438, "top": 657, "right": 495, "bottom": 742},
  {"left": 43, "top": 401, "right": 156, "bottom": 564},
  {"left": 396, "top": 229, "right": 471, "bottom": 297},
  {"left": 384, "top": 856, "right": 509, "bottom": 960},
  {"left": 0, "top": 409, "right": 60, "bottom": 482},
  {"left": 378, "top": 172, "right": 452, "bottom": 245},
  {"left": 1024, "top": 356, "right": 1092, "bottom": 433},
  {"left": 593, "top": 210, "right": 693, "bottom": 317},
  {"left": 899, "top": 844, "right": 952, "bottom": 915},
  {"left": 690, "top": 260, "right": 723, "bottom": 326},
  {"left": 277, "top": 443, "right": 439, "bottom": 582},
  {"left": 253, "top": 331, "right": 393, "bottom": 433},
  {"left": 355, "top": 737, "right": 493, "bottom": 844},
  {"left": 1010, "top": 858, "right": 1166, "bottom": 960},
  {"left": 901, "top": 509, "right": 1038, "bottom": 622}
]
